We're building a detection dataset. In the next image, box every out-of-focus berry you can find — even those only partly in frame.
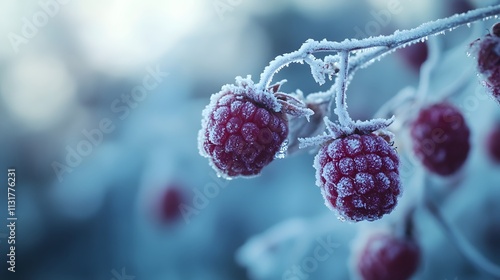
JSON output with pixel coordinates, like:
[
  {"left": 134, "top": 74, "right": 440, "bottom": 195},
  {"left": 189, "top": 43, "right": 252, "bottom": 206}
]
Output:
[
  {"left": 157, "top": 184, "right": 185, "bottom": 222},
  {"left": 355, "top": 232, "right": 420, "bottom": 280},
  {"left": 410, "top": 102, "right": 470, "bottom": 176}
]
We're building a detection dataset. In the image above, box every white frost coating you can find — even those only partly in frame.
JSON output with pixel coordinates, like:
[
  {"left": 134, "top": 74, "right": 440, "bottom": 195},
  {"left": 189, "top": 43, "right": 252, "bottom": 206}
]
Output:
[
  {"left": 354, "top": 156, "right": 368, "bottom": 172},
  {"left": 274, "top": 139, "right": 288, "bottom": 159},
  {"left": 354, "top": 117, "right": 395, "bottom": 134},
  {"left": 334, "top": 51, "right": 355, "bottom": 131},
  {"left": 234, "top": 76, "right": 283, "bottom": 113},
  {"left": 298, "top": 134, "right": 331, "bottom": 149},
  {"left": 339, "top": 157, "right": 354, "bottom": 176},
  {"left": 345, "top": 137, "right": 362, "bottom": 156},
  {"left": 254, "top": 5, "right": 500, "bottom": 146},
  {"left": 351, "top": 196, "right": 365, "bottom": 209},
  {"left": 299, "top": 115, "right": 353, "bottom": 148},
  {"left": 366, "top": 154, "right": 382, "bottom": 171},
  {"left": 320, "top": 186, "right": 336, "bottom": 212},
  {"left": 355, "top": 173, "right": 374, "bottom": 194},
  {"left": 376, "top": 173, "right": 390, "bottom": 190},
  {"left": 382, "top": 156, "right": 396, "bottom": 171},
  {"left": 337, "top": 177, "right": 354, "bottom": 198},
  {"left": 305, "top": 54, "right": 339, "bottom": 85}
]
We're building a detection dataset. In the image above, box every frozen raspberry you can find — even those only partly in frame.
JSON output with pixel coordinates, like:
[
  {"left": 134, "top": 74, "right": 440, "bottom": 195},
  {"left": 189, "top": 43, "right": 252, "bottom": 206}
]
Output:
[
  {"left": 199, "top": 84, "right": 288, "bottom": 178},
  {"left": 471, "top": 22, "right": 500, "bottom": 103},
  {"left": 410, "top": 102, "right": 470, "bottom": 176},
  {"left": 486, "top": 123, "right": 500, "bottom": 163},
  {"left": 314, "top": 133, "right": 401, "bottom": 222},
  {"left": 356, "top": 233, "right": 420, "bottom": 280}
]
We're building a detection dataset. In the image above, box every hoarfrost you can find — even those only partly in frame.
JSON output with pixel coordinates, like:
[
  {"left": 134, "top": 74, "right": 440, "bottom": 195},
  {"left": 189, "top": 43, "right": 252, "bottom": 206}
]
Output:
[
  {"left": 345, "top": 137, "right": 362, "bottom": 156},
  {"left": 274, "top": 139, "right": 288, "bottom": 159}
]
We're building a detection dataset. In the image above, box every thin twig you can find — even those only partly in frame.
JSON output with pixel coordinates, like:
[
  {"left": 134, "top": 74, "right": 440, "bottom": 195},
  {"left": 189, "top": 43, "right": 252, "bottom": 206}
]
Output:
[
  {"left": 426, "top": 199, "right": 500, "bottom": 278},
  {"left": 416, "top": 36, "right": 441, "bottom": 103},
  {"left": 333, "top": 51, "right": 354, "bottom": 130}
]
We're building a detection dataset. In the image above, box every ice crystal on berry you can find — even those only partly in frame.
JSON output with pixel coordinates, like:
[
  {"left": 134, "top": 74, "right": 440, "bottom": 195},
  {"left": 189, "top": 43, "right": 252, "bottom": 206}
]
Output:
[
  {"left": 314, "top": 133, "right": 402, "bottom": 222},
  {"left": 410, "top": 102, "right": 470, "bottom": 176}
]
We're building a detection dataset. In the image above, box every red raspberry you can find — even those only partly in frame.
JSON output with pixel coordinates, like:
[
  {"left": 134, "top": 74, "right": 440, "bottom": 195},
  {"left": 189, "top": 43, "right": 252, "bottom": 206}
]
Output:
[
  {"left": 355, "top": 233, "right": 420, "bottom": 280},
  {"left": 410, "top": 102, "right": 470, "bottom": 176},
  {"left": 199, "top": 86, "right": 288, "bottom": 178},
  {"left": 314, "top": 133, "right": 401, "bottom": 222},
  {"left": 486, "top": 123, "right": 500, "bottom": 163}
]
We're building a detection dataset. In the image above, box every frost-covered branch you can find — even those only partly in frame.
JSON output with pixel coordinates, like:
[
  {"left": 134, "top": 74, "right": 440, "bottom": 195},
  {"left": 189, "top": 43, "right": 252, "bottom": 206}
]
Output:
[
  {"left": 333, "top": 51, "right": 354, "bottom": 130},
  {"left": 256, "top": 4, "right": 500, "bottom": 89}
]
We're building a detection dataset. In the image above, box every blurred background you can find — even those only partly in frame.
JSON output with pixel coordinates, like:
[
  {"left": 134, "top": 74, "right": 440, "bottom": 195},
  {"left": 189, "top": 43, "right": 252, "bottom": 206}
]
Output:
[{"left": 0, "top": 0, "right": 499, "bottom": 279}]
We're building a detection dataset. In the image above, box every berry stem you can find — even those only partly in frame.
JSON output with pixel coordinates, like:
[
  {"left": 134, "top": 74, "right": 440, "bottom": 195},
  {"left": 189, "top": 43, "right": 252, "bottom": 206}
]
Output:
[
  {"left": 415, "top": 36, "right": 441, "bottom": 103},
  {"left": 256, "top": 4, "right": 500, "bottom": 90},
  {"left": 425, "top": 198, "right": 500, "bottom": 278},
  {"left": 333, "top": 51, "right": 355, "bottom": 130}
]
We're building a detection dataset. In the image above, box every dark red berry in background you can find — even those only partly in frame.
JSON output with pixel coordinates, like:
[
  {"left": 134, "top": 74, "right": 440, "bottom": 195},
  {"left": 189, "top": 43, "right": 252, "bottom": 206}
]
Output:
[
  {"left": 410, "top": 102, "right": 470, "bottom": 176},
  {"left": 486, "top": 123, "right": 500, "bottom": 163},
  {"left": 397, "top": 42, "right": 428, "bottom": 72},
  {"left": 199, "top": 89, "right": 288, "bottom": 178},
  {"left": 159, "top": 185, "right": 184, "bottom": 222},
  {"left": 314, "top": 133, "right": 401, "bottom": 222},
  {"left": 356, "top": 233, "right": 420, "bottom": 280},
  {"left": 448, "top": 0, "right": 473, "bottom": 15}
]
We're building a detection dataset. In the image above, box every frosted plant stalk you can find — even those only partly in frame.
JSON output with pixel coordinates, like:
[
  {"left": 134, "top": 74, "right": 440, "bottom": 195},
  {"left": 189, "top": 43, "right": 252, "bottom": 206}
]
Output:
[
  {"left": 333, "top": 51, "right": 354, "bottom": 131},
  {"left": 256, "top": 4, "right": 500, "bottom": 90}
]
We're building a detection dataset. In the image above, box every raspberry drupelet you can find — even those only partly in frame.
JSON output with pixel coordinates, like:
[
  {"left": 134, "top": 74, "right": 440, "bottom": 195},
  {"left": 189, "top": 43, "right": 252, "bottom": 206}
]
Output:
[
  {"left": 314, "top": 133, "right": 402, "bottom": 222},
  {"left": 410, "top": 102, "right": 470, "bottom": 176}
]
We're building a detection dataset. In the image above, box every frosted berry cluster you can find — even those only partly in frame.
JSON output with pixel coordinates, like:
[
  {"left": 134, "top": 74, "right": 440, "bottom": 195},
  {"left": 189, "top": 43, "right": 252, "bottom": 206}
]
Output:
[
  {"left": 472, "top": 22, "right": 500, "bottom": 104},
  {"left": 206, "top": 6, "right": 500, "bottom": 280},
  {"left": 355, "top": 232, "right": 420, "bottom": 280},
  {"left": 314, "top": 133, "right": 401, "bottom": 222},
  {"left": 410, "top": 102, "right": 470, "bottom": 176},
  {"left": 199, "top": 84, "right": 289, "bottom": 178}
]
